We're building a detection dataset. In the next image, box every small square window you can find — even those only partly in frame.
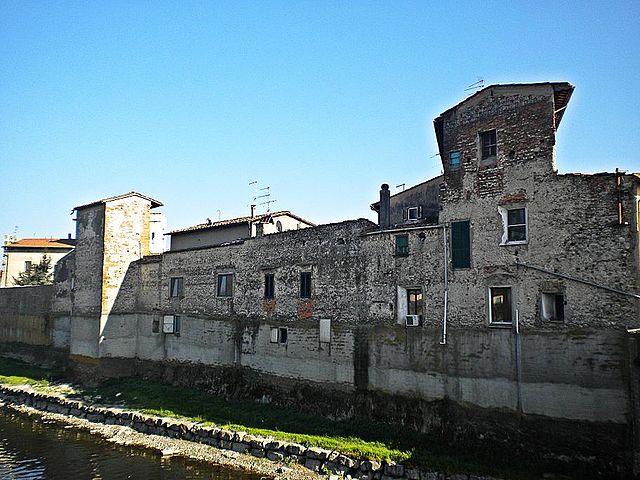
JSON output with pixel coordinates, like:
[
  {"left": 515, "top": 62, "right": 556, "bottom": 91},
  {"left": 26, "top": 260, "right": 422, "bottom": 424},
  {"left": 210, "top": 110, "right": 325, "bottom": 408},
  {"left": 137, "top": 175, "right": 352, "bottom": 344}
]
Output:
[
  {"left": 270, "top": 326, "right": 288, "bottom": 344},
  {"left": 264, "top": 273, "right": 275, "bottom": 299},
  {"left": 403, "top": 206, "right": 422, "bottom": 221},
  {"left": 541, "top": 293, "right": 565, "bottom": 321},
  {"left": 217, "top": 273, "right": 233, "bottom": 297},
  {"left": 449, "top": 151, "right": 461, "bottom": 169},
  {"left": 489, "top": 287, "right": 513, "bottom": 325},
  {"left": 395, "top": 235, "right": 409, "bottom": 256},
  {"left": 300, "top": 272, "right": 312, "bottom": 298},
  {"left": 169, "top": 277, "right": 184, "bottom": 297},
  {"left": 480, "top": 130, "right": 497, "bottom": 160}
]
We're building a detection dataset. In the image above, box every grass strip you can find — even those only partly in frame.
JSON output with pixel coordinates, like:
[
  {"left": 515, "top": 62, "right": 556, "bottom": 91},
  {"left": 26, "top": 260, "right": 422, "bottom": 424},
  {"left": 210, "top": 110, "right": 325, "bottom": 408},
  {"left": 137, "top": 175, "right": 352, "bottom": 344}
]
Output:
[{"left": 0, "top": 357, "right": 576, "bottom": 479}]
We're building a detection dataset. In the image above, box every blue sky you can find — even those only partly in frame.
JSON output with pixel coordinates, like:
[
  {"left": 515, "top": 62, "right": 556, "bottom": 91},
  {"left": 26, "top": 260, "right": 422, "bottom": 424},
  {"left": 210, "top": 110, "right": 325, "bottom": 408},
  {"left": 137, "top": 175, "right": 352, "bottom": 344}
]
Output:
[{"left": 1, "top": 1, "right": 639, "bottom": 240}]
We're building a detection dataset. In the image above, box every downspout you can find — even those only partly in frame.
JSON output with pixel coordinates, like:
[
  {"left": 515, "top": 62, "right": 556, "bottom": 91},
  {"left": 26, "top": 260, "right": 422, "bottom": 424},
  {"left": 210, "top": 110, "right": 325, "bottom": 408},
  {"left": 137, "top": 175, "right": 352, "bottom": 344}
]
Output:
[
  {"left": 514, "top": 309, "right": 523, "bottom": 412},
  {"left": 440, "top": 223, "right": 448, "bottom": 345}
]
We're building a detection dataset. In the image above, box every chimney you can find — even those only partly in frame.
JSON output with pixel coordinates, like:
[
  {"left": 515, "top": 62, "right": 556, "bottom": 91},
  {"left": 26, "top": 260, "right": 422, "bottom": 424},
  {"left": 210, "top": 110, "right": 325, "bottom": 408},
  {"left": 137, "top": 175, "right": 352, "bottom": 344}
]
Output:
[
  {"left": 250, "top": 204, "right": 256, "bottom": 218},
  {"left": 379, "top": 183, "right": 391, "bottom": 228}
]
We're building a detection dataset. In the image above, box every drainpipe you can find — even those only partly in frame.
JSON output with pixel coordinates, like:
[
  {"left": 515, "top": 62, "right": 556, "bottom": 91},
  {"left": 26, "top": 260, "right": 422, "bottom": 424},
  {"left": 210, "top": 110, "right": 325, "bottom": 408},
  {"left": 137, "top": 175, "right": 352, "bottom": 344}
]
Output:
[
  {"left": 514, "top": 309, "right": 523, "bottom": 412},
  {"left": 440, "top": 224, "right": 449, "bottom": 345}
]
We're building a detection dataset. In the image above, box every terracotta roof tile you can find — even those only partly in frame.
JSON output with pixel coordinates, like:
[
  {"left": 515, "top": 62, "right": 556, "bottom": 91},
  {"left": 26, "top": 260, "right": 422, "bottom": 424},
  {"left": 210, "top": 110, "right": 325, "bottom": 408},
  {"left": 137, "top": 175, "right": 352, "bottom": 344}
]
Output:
[{"left": 4, "top": 238, "right": 76, "bottom": 249}]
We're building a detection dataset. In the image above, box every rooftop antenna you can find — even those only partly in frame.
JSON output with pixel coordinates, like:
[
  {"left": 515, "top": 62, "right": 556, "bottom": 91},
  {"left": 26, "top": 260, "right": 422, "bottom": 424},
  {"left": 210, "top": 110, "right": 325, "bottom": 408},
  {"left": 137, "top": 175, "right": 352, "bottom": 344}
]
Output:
[
  {"left": 216, "top": 209, "right": 221, "bottom": 221},
  {"left": 464, "top": 78, "right": 484, "bottom": 92},
  {"left": 396, "top": 183, "right": 406, "bottom": 192},
  {"left": 256, "top": 186, "right": 276, "bottom": 213}
]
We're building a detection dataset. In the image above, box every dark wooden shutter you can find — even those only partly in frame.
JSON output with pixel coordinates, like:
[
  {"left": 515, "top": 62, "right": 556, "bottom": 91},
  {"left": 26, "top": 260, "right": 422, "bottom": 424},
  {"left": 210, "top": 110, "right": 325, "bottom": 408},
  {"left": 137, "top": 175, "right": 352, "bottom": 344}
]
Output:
[{"left": 451, "top": 221, "right": 471, "bottom": 269}]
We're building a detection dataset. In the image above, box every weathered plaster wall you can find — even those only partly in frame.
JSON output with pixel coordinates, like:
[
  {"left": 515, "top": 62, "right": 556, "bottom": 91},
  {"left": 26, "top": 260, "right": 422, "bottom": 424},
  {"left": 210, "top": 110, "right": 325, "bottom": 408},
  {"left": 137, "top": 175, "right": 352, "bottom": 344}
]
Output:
[
  {"left": 73, "top": 204, "right": 104, "bottom": 316},
  {"left": 388, "top": 176, "right": 442, "bottom": 226},
  {"left": 170, "top": 224, "right": 248, "bottom": 251}
]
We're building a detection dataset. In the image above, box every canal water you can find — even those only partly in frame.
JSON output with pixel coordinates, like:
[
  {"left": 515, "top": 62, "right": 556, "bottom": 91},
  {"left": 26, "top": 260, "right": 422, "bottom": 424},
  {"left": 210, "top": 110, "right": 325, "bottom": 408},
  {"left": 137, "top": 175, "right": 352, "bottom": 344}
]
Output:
[{"left": 0, "top": 409, "right": 264, "bottom": 479}]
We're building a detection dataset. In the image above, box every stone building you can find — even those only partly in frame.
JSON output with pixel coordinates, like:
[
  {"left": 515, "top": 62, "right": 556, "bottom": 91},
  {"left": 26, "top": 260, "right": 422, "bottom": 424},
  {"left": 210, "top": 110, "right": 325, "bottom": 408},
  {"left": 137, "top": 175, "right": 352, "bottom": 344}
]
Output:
[{"left": 0, "top": 82, "right": 639, "bottom": 476}]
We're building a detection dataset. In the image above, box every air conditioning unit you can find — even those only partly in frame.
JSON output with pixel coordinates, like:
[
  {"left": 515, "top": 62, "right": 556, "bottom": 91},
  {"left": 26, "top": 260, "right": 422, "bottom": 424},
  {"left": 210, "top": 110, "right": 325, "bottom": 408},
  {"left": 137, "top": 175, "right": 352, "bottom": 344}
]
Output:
[
  {"left": 405, "top": 315, "right": 420, "bottom": 327},
  {"left": 163, "top": 315, "right": 176, "bottom": 334}
]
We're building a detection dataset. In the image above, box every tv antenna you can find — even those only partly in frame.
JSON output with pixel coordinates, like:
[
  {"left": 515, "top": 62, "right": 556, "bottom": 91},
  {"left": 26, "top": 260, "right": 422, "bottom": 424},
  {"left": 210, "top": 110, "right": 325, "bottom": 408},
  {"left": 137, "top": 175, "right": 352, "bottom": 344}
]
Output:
[
  {"left": 396, "top": 183, "right": 406, "bottom": 192},
  {"left": 464, "top": 78, "right": 484, "bottom": 92}
]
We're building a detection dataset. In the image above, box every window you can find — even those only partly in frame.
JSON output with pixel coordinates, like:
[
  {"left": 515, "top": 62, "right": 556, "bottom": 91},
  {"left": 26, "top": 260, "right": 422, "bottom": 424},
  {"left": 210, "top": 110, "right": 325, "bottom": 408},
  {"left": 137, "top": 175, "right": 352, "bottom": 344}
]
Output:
[
  {"left": 162, "top": 315, "right": 181, "bottom": 334},
  {"left": 169, "top": 277, "right": 184, "bottom": 297},
  {"left": 451, "top": 221, "right": 471, "bottom": 269},
  {"left": 276, "top": 220, "right": 283, "bottom": 232},
  {"left": 506, "top": 207, "right": 527, "bottom": 243},
  {"left": 449, "top": 150, "right": 461, "bottom": 169},
  {"left": 403, "top": 206, "right": 422, "bottom": 221},
  {"left": 264, "top": 273, "right": 275, "bottom": 299},
  {"left": 217, "top": 273, "right": 233, "bottom": 297},
  {"left": 300, "top": 272, "right": 311, "bottom": 298},
  {"left": 407, "top": 288, "right": 423, "bottom": 317},
  {"left": 489, "top": 287, "right": 513, "bottom": 325},
  {"left": 24, "top": 261, "right": 32, "bottom": 273},
  {"left": 395, "top": 235, "right": 409, "bottom": 256},
  {"left": 541, "top": 293, "right": 565, "bottom": 321},
  {"left": 270, "top": 326, "right": 288, "bottom": 344},
  {"left": 480, "top": 130, "right": 497, "bottom": 159}
]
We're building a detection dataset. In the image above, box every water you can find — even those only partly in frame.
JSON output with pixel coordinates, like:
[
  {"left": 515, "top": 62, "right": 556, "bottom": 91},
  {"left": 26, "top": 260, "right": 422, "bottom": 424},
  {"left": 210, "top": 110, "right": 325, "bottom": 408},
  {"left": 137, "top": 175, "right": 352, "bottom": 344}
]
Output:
[{"left": 0, "top": 409, "right": 264, "bottom": 480}]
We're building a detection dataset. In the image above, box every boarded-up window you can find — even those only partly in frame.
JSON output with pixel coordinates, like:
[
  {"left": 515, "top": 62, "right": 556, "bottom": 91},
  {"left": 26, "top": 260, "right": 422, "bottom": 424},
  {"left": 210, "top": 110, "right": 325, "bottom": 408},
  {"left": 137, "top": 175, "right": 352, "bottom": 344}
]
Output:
[
  {"left": 451, "top": 221, "right": 471, "bottom": 269},
  {"left": 319, "top": 318, "right": 331, "bottom": 343}
]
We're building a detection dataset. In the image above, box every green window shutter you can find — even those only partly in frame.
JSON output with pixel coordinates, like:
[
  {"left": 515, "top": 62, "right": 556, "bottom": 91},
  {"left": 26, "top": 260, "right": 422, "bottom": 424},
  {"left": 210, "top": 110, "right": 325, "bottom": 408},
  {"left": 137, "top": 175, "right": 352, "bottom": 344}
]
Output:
[{"left": 451, "top": 221, "right": 471, "bottom": 269}]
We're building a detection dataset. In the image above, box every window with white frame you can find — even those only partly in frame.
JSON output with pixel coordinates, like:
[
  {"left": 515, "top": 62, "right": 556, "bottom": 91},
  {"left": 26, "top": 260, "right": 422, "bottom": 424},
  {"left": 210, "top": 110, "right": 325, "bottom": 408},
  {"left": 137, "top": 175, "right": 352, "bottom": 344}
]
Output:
[
  {"left": 405, "top": 206, "right": 422, "bottom": 221},
  {"left": 169, "top": 277, "right": 183, "bottom": 297},
  {"left": 217, "top": 273, "right": 233, "bottom": 297},
  {"left": 270, "top": 326, "right": 288, "bottom": 344},
  {"left": 541, "top": 292, "right": 565, "bottom": 322},
  {"left": 489, "top": 287, "right": 513, "bottom": 325},
  {"left": 499, "top": 206, "right": 528, "bottom": 245}
]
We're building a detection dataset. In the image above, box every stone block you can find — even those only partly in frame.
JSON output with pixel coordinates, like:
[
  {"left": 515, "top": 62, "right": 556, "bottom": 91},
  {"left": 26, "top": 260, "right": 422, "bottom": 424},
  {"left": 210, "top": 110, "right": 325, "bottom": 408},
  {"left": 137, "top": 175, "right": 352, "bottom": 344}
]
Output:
[{"left": 304, "top": 458, "right": 323, "bottom": 472}]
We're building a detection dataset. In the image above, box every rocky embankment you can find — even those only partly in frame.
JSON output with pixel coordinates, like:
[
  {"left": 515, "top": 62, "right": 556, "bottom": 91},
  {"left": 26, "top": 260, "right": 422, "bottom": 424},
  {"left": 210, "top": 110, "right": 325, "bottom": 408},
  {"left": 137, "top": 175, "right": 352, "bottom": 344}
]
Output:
[{"left": 0, "top": 384, "right": 501, "bottom": 480}]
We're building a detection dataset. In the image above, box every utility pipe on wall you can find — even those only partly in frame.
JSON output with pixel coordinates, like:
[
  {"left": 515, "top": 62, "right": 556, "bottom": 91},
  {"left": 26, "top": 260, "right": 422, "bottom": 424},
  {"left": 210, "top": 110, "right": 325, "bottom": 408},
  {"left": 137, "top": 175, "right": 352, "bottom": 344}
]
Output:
[{"left": 441, "top": 223, "right": 449, "bottom": 345}]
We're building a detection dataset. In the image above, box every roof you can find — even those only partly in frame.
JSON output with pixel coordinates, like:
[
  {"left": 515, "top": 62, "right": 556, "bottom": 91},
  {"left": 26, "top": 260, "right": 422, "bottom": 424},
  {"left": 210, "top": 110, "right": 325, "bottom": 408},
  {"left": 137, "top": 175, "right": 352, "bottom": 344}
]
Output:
[
  {"left": 4, "top": 238, "right": 76, "bottom": 249},
  {"left": 169, "top": 211, "right": 316, "bottom": 235},
  {"left": 74, "top": 192, "right": 163, "bottom": 211},
  {"left": 433, "top": 82, "right": 574, "bottom": 156}
]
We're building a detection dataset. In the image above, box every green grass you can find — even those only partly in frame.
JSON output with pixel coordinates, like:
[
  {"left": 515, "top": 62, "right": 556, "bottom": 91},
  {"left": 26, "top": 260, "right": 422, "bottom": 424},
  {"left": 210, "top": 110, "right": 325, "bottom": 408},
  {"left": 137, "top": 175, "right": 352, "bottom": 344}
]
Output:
[
  {"left": 0, "top": 357, "right": 54, "bottom": 388},
  {"left": 0, "top": 357, "right": 585, "bottom": 479}
]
